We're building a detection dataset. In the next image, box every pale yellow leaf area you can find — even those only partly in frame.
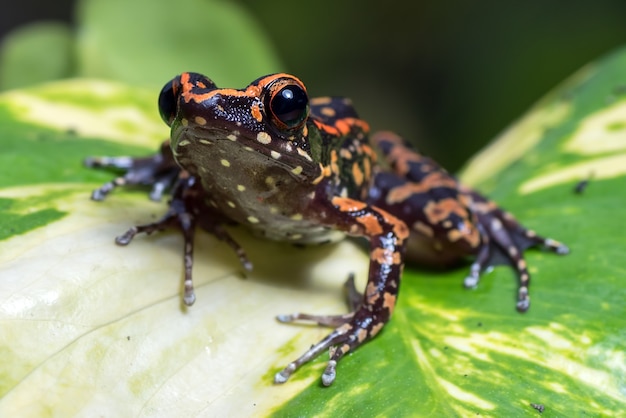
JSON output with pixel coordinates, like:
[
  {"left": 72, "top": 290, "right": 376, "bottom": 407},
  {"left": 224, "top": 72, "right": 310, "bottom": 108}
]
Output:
[
  {"left": 0, "top": 184, "right": 368, "bottom": 417},
  {"left": 520, "top": 100, "right": 626, "bottom": 194}
]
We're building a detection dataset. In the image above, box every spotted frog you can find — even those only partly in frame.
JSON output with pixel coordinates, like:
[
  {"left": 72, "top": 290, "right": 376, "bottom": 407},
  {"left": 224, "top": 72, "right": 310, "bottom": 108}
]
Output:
[{"left": 86, "top": 72, "right": 569, "bottom": 386}]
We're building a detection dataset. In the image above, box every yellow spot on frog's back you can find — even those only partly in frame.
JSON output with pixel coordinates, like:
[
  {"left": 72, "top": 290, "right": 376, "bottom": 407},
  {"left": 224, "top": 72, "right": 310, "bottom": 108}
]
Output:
[
  {"left": 291, "top": 166, "right": 303, "bottom": 175},
  {"left": 220, "top": 159, "right": 231, "bottom": 167},
  {"left": 290, "top": 213, "right": 303, "bottom": 221},
  {"left": 310, "top": 97, "right": 332, "bottom": 105},
  {"left": 237, "top": 185, "right": 246, "bottom": 192},
  {"left": 227, "top": 134, "right": 237, "bottom": 141},
  {"left": 178, "top": 139, "right": 190, "bottom": 147},
  {"left": 247, "top": 216, "right": 259, "bottom": 224},
  {"left": 296, "top": 147, "right": 313, "bottom": 161},
  {"left": 271, "top": 150, "right": 281, "bottom": 159},
  {"left": 320, "top": 107, "right": 336, "bottom": 117},
  {"left": 227, "top": 201, "right": 236, "bottom": 208},
  {"left": 181, "top": 118, "right": 189, "bottom": 127},
  {"left": 194, "top": 116, "right": 207, "bottom": 125},
  {"left": 257, "top": 132, "right": 272, "bottom": 144}
]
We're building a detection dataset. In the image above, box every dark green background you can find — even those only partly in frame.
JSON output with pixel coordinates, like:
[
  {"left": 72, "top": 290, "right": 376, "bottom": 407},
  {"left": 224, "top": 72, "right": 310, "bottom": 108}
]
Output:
[{"left": 2, "top": 0, "right": 626, "bottom": 169}]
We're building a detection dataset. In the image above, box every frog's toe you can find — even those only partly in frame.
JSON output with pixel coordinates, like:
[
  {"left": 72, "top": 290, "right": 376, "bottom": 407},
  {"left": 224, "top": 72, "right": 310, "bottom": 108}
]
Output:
[
  {"left": 463, "top": 275, "right": 479, "bottom": 289},
  {"left": 463, "top": 261, "right": 482, "bottom": 289},
  {"left": 516, "top": 298, "right": 530, "bottom": 312},
  {"left": 274, "top": 322, "right": 351, "bottom": 386},
  {"left": 516, "top": 286, "right": 530, "bottom": 312},
  {"left": 544, "top": 238, "right": 570, "bottom": 255},
  {"left": 275, "top": 312, "right": 353, "bottom": 328},
  {"left": 321, "top": 360, "right": 338, "bottom": 387}
]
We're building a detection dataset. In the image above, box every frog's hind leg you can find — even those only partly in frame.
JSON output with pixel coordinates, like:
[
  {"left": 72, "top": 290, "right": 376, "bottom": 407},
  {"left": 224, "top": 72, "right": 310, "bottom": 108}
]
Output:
[
  {"left": 275, "top": 198, "right": 408, "bottom": 386},
  {"left": 371, "top": 130, "right": 569, "bottom": 312},
  {"left": 85, "top": 140, "right": 179, "bottom": 201}
]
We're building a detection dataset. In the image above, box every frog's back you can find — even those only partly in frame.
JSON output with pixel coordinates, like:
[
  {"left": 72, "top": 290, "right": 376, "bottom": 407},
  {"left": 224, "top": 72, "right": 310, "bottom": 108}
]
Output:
[
  {"left": 307, "top": 97, "right": 376, "bottom": 203},
  {"left": 310, "top": 97, "right": 360, "bottom": 123}
]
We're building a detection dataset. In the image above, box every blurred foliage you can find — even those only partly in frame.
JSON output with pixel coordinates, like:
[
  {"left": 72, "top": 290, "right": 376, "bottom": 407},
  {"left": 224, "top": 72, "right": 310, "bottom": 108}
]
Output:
[
  {"left": 0, "top": 0, "right": 282, "bottom": 91},
  {"left": 0, "top": 22, "right": 73, "bottom": 89},
  {"left": 2, "top": 1, "right": 626, "bottom": 169},
  {"left": 240, "top": 0, "right": 626, "bottom": 169}
]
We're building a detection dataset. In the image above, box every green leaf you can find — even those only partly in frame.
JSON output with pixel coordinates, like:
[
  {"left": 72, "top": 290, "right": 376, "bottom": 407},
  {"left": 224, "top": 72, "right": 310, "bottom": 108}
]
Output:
[
  {"left": 0, "top": 22, "right": 74, "bottom": 90},
  {"left": 1, "top": 48, "right": 625, "bottom": 417},
  {"left": 76, "top": 0, "right": 284, "bottom": 88}
]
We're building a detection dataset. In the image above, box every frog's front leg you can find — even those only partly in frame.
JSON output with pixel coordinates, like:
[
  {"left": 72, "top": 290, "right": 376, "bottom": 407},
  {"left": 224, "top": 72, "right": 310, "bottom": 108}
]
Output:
[
  {"left": 275, "top": 196, "right": 409, "bottom": 386},
  {"left": 84, "top": 140, "right": 179, "bottom": 201},
  {"left": 87, "top": 146, "right": 253, "bottom": 305}
]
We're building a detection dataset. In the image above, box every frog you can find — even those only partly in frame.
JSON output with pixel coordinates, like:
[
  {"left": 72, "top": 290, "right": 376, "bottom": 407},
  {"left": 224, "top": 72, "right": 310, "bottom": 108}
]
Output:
[{"left": 85, "top": 72, "right": 569, "bottom": 386}]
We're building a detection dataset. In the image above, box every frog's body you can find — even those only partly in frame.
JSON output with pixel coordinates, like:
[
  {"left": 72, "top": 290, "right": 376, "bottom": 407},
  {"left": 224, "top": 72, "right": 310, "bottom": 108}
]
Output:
[{"left": 86, "top": 72, "right": 569, "bottom": 386}]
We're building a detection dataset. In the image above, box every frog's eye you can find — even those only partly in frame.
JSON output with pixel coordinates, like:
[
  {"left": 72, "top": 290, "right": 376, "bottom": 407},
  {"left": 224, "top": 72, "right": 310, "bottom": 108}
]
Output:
[
  {"left": 158, "top": 78, "right": 181, "bottom": 126},
  {"left": 266, "top": 82, "right": 309, "bottom": 130}
]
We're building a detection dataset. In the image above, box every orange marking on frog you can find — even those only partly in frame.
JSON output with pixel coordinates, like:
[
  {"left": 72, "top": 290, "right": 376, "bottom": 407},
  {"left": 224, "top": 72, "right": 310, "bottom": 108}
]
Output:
[
  {"left": 365, "top": 281, "right": 379, "bottom": 304},
  {"left": 330, "top": 149, "right": 340, "bottom": 176},
  {"left": 251, "top": 103, "right": 263, "bottom": 122},
  {"left": 423, "top": 198, "right": 469, "bottom": 224},
  {"left": 385, "top": 172, "right": 458, "bottom": 205},
  {"left": 352, "top": 163, "right": 364, "bottom": 187},
  {"left": 371, "top": 247, "right": 402, "bottom": 265},
  {"left": 355, "top": 213, "right": 384, "bottom": 236},
  {"left": 331, "top": 196, "right": 367, "bottom": 212},
  {"left": 370, "top": 322, "right": 385, "bottom": 337},
  {"left": 180, "top": 72, "right": 304, "bottom": 104},
  {"left": 446, "top": 222, "right": 480, "bottom": 246}
]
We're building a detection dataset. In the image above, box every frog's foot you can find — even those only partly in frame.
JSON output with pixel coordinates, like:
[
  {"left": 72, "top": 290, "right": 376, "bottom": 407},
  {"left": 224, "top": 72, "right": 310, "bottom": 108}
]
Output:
[
  {"left": 465, "top": 206, "right": 570, "bottom": 312},
  {"left": 275, "top": 274, "right": 385, "bottom": 385},
  {"left": 85, "top": 141, "right": 179, "bottom": 201},
  {"left": 276, "top": 307, "right": 389, "bottom": 386},
  {"left": 114, "top": 177, "right": 198, "bottom": 305}
]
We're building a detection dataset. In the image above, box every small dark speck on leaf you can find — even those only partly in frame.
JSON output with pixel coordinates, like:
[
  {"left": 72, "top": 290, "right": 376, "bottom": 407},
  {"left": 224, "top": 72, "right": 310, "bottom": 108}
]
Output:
[
  {"left": 530, "top": 403, "right": 545, "bottom": 413},
  {"left": 127, "top": 336, "right": 131, "bottom": 341},
  {"left": 574, "top": 172, "right": 594, "bottom": 194},
  {"left": 477, "top": 322, "right": 482, "bottom": 327}
]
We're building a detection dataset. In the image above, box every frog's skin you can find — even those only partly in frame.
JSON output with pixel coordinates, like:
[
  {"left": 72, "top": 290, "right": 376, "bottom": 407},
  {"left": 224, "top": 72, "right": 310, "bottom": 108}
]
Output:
[{"left": 86, "top": 72, "right": 569, "bottom": 386}]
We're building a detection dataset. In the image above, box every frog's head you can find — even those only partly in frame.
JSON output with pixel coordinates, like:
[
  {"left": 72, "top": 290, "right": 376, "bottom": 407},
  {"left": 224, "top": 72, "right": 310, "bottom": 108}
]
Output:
[{"left": 158, "top": 72, "right": 321, "bottom": 183}]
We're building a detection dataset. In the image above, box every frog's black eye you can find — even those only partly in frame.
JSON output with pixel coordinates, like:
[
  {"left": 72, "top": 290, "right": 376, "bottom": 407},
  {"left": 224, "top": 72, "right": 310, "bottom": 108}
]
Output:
[
  {"left": 266, "top": 82, "right": 309, "bottom": 130},
  {"left": 158, "top": 78, "right": 181, "bottom": 126}
]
